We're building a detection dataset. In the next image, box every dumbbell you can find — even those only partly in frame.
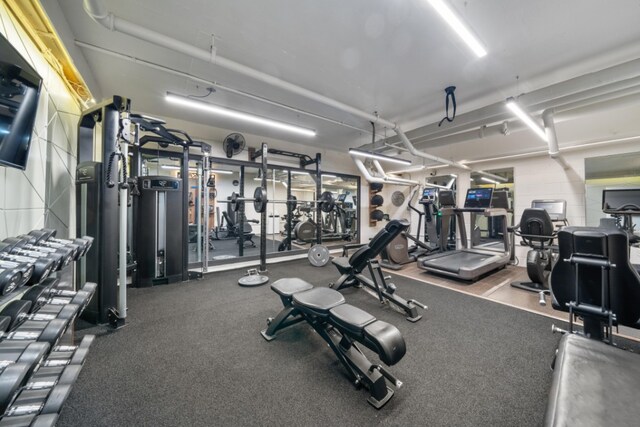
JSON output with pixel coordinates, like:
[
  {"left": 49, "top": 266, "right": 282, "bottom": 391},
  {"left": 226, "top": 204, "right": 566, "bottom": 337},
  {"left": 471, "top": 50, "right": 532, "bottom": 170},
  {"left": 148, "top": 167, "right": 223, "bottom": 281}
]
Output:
[
  {"left": 0, "top": 303, "right": 71, "bottom": 347},
  {"left": 21, "top": 282, "right": 97, "bottom": 317},
  {"left": 0, "top": 268, "right": 23, "bottom": 297},
  {"left": 0, "top": 260, "right": 34, "bottom": 288},
  {"left": 15, "top": 234, "right": 78, "bottom": 264},
  {"left": 0, "top": 336, "right": 94, "bottom": 425},
  {"left": 28, "top": 230, "right": 93, "bottom": 261},
  {"left": 0, "top": 244, "right": 56, "bottom": 285},
  {"left": 2, "top": 237, "right": 72, "bottom": 271},
  {"left": 0, "top": 241, "right": 64, "bottom": 273},
  {"left": 0, "top": 365, "right": 79, "bottom": 422}
]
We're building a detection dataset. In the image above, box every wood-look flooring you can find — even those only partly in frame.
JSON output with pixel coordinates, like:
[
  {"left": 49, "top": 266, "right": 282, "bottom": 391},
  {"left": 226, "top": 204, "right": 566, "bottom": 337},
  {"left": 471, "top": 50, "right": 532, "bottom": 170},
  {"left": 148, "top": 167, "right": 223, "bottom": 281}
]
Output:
[{"left": 387, "top": 262, "right": 640, "bottom": 342}]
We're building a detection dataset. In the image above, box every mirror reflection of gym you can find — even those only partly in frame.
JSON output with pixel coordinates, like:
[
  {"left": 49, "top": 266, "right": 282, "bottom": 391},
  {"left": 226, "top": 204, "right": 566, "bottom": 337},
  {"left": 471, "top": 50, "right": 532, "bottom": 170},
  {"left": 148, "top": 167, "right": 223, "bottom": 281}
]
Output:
[{"left": 321, "top": 174, "right": 359, "bottom": 244}]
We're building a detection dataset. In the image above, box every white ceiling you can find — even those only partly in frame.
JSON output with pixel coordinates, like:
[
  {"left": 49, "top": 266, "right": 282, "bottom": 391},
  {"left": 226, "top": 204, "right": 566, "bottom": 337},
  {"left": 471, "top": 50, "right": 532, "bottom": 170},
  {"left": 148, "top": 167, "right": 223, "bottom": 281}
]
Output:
[{"left": 43, "top": 0, "right": 640, "bottom": 152}]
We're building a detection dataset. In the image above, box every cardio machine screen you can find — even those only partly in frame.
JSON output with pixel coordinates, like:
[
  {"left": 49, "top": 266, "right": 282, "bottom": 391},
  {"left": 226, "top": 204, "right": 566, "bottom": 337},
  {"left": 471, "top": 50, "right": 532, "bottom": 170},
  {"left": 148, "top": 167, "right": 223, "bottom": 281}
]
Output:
[
  {"left": 531, "top": 200, "right": 566, "bottom": 220},
  {"left": 464, "top": 188, "right": 493, "bottom": 209},
  {"left": 422, "top": 188, "right": 437, "bottom": 199},
  {"left": 602, "top": 188, "right": 640, "bottom": 213},
  {"left": 338, "top": 194, "right": 347, "bottom": 202}
]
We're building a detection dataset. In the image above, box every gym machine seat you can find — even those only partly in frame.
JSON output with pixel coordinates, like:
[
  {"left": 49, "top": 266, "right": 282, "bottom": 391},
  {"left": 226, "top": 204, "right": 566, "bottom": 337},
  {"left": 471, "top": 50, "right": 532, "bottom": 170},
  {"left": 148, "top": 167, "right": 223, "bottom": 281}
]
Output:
[
  {"left": 544, "top": 333, "right": 640, "bottom": 426},
  {"left": 510, "top": 208, "right": 559, "bottom": 292},
  {"left": 261, "top": 278, "right": 406, "bottom": 409},
  {"left": 547, "top": 226, "right": 640, "bottom": 342},
  {"left": 330, "top": 220, "right": 426, "bottom": 322}
]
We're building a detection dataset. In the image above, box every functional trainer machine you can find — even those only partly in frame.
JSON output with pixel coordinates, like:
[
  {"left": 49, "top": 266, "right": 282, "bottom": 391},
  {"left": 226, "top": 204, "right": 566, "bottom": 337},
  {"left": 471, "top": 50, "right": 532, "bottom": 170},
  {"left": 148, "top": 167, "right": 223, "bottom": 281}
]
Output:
[{"left": 419, "top": 188, "right": 510, "bottom": 281}]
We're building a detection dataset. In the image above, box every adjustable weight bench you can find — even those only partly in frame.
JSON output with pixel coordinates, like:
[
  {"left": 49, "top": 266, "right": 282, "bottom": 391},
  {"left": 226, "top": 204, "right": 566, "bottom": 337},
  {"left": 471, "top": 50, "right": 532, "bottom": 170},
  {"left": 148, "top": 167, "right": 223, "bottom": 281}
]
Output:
[
  {"left": 261, "top": 278, "right": 406, "bottom": 409},
  {"left": 330, "top": 220, "right": 426, "bottom": 322}
]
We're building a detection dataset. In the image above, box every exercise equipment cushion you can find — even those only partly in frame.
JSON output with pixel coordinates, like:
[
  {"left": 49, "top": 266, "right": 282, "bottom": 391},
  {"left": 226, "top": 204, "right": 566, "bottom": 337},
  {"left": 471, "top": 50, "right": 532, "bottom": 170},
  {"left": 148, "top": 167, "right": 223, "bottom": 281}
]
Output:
[
  {"left": 293, "top": 287, "right": 345, "bottom": 316},
  {"left": 329, "top": 303, "right": 375, "bottom": 336},
  {"left": 545, "top": 334, "right": 640, "bottom": 426},
  {"left": 271, "top": 278, "right": 314, "bottom": 297},
  {"left": 363, "top": 321, "right": 406, "bottom": 366}
]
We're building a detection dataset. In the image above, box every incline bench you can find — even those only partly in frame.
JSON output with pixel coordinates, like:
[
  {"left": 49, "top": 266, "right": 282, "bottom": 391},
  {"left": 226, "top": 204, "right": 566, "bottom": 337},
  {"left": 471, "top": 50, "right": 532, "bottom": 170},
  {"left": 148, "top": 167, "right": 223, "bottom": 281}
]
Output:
[
  {"left": 261, "top": 278, "right": 406, "bottom": 409},
  {"left": 330, "top": 220, "right": 426, "bottom": 322}
]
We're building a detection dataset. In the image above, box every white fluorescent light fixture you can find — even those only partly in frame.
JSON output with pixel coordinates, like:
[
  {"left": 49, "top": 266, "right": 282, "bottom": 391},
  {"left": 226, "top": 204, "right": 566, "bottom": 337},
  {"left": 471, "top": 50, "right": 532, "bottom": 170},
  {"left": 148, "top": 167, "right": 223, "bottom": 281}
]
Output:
[
  {"left": 322, "top": 174, "right": 337, "bottom": 178},
  {"left": 427, "top": 0, "right": 487, "bottom": 58},
  {"left": 349, "top": 148, "right": 412, "bottom": 165},
  {"left": 291, "top": 171, "right": 310, "bottom": 175},
  {"left": 481, "top": 176, "right": 498, "bottom": 184},
  {"left": 210, "top": 169, "right": 233, "bottom": 175},
  {"left": 161, "top": 165, "right": 181, "bottom": 170},
  {"left": 165, "top": 92, "right": 316, "bottom": 137},
  {"left": 450, "top": 174, "right": 458, "bottom": 178},
  {"left": 506, "top": 97, "right": 548, "bottom": 142}
]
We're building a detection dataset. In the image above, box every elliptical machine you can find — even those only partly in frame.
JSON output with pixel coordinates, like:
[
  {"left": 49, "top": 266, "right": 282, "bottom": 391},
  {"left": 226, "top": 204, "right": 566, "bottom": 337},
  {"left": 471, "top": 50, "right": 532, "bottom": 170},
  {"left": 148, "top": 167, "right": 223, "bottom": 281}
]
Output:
[{"left": 380, "top": 188, "right": 440, "bottom": 270}]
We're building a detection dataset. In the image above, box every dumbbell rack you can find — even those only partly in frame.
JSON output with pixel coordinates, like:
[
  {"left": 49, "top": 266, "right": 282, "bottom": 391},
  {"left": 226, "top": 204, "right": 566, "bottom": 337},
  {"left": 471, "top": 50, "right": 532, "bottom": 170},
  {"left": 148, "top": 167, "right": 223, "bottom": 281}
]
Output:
[{"left": 0, "top": 229, "right": 96, "bottom": 426}]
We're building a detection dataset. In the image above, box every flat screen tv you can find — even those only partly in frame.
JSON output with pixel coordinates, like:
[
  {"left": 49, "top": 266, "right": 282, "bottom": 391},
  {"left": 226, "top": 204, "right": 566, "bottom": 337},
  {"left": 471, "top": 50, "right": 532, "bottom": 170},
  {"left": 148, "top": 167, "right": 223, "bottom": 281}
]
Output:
[{"left": 0, "top": 32, "right": 42, "bottom": 170}]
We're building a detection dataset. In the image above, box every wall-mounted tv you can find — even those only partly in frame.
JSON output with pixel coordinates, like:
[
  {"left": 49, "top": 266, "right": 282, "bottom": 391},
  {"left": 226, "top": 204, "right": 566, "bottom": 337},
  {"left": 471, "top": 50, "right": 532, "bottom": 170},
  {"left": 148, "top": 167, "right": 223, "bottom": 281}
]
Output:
[{"left": 0, "top": 32, "right": 42, "bottom": 170}]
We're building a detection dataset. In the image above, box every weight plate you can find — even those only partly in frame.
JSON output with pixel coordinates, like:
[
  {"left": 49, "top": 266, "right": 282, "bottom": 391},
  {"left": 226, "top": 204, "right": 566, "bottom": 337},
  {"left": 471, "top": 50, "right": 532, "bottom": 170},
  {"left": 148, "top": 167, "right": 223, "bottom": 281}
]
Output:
[
  {"left": 230, "top": 192, "right": 239, "bottom": 212},
  {"left": 253, "top": 187, "right": 268, "bottom": 213},
  {"left": 391, "top": 191, "right": 405, "bottom": 207},
  {"left": 308, "top": 245, "right": 330, "bottom": 267},
  {"left": 319, "top": 191, "right": 335, "bottom": 213},
  {"left": 238, "top": 274, "right": 269, "bottom": 287}
]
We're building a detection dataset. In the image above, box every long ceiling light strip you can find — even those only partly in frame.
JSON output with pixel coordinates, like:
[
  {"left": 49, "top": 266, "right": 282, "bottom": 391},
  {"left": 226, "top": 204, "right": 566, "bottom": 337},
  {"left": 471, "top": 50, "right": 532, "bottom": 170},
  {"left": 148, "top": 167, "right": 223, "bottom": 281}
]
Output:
[
  {"left": 165, "top": 92, "right": 316, "bottom": 137},
  {"left": 427, "top": 0, "right": 487, "bottom": 58},
  {"left": 349, "top": 148, "right": 412, "bottom": 165},
  {"left": 506, "top": 97, "right": 548, "bottom": 142}
]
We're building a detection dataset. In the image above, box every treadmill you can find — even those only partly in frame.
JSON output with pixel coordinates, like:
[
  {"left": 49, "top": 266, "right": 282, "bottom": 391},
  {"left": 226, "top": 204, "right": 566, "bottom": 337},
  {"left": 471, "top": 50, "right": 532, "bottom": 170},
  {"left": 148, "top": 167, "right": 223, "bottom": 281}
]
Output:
[{"left": 418, "top": 187, "right": 510, "bottom": 281}]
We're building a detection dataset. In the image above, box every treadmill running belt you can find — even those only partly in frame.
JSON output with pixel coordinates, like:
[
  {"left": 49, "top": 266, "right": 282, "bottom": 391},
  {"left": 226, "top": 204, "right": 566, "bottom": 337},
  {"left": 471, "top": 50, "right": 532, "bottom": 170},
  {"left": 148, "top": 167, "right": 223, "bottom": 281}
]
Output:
[{"left": 422, "top": 251, "right": 495, "bottom": 273}]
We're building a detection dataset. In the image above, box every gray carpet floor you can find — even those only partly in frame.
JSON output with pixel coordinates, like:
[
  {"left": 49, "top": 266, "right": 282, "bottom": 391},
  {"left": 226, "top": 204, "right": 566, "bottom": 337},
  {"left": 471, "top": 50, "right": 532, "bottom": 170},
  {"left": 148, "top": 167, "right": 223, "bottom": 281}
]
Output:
[{"left": 60, "top": 260, "right": 585, "bottom": 426}]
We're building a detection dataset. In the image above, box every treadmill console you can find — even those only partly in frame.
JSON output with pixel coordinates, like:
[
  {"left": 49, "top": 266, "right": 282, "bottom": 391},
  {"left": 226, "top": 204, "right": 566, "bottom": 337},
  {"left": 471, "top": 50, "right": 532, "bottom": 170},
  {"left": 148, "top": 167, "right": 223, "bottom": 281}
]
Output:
[
  {"left": 464, "top": 188, "right": 493, "bottom": 209},
  {"left": 439, "top": 190, "right": 456, "bottom": 207},
  {"left": 420, "top": 188, "right": 437, "bottom": 203},
  {"left": 602, "top": 188, "right": 640, "bottom": 214},
  {"left": 491, "top": 189, "right": 510, "bottom": 210},
  {"left": 531, "top": 199, "right": 567, "bottom": 221}
]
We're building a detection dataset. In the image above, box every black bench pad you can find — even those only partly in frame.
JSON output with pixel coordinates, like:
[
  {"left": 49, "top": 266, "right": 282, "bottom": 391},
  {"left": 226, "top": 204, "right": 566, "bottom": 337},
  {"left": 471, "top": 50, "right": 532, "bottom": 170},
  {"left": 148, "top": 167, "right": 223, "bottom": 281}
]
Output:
[
  {"left": 545, "top": 334, "right": 640, "bottom": 426},
  {"left": 293, "top": 287, "right": 345, "bottom": 316},
  {"left": 271, "top": 278, "right": 314, "bottom": 297},
  {"left": 331, "top": 256, "right": 351, "bottom": 271},
  {"left": 329, "top": 304, "right": 375, "bottom": 337},
  {"left": 363, "top": 321, "right": 406, "bottom": 366}
]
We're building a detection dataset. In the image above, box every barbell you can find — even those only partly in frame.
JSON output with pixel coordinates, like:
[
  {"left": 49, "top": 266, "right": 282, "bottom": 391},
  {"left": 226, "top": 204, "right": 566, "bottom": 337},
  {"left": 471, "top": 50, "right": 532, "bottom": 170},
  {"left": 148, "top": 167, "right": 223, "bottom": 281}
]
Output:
[{"left": 220, "top": 187, "right": 336, "bottom": 213}]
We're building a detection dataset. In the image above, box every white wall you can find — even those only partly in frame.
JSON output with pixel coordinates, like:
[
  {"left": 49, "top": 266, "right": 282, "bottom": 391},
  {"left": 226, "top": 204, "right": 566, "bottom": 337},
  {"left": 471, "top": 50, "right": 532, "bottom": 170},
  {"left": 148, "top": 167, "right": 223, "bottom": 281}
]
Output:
[{"left": 0, "top": 5, "right": 80, "bottom": 240}]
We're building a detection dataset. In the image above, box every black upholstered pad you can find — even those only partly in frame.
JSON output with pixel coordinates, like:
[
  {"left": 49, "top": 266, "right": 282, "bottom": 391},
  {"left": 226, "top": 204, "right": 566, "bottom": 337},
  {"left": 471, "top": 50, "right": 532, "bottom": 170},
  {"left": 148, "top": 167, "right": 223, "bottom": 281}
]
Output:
[
  {"left": 329, "top": 304, "right": 376, "bottom": 336},
  {"left": 331, "top": 256, "right": 351, "bottom": 272},
  {"left": 292, "top": 287, "right": 345, "bottom": 316},
  {"left": 270, "top": 278, "right": 314, "bottom": 297},
  {"left": 545, "top": 334, "right": 640, "bottom": 426},
  {"left": 363, "top": 320, "right": 406, "bottom": 366}
]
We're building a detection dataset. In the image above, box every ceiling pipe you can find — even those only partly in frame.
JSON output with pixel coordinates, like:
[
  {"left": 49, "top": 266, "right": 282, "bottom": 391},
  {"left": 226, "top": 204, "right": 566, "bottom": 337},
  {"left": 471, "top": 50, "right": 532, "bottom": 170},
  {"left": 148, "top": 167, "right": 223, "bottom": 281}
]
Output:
[
  {"left": 83, "top": 0, "right": 385, "bottom": 126},
  {"left": 542, "top": 109, "right": 570, "bottom": 170},
  {"left": 74, "top": 40, "right": 374, "bottom": 135},
  {"left": 393, "top": 86, "right": 640, "bottom": 150},
  {"left": 352, "top": 157, "right": 419, "bottom": 186},
  {"left": 82, "top": 0, "right": 480, "bottom": 174},
  {"left": 367, "top": 59, "right": 640, "bottom": 150}
]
